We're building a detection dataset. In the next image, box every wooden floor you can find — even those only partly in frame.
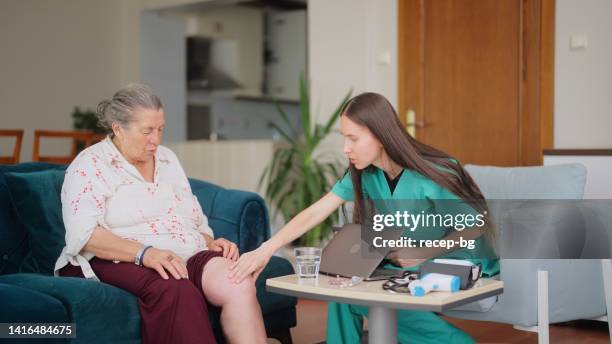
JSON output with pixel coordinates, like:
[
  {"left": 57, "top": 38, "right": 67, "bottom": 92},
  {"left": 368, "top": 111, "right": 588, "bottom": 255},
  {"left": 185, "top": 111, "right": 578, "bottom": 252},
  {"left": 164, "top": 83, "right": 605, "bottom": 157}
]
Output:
[{"left": 283, "top": 299, "right": 611, "bottom": 344}]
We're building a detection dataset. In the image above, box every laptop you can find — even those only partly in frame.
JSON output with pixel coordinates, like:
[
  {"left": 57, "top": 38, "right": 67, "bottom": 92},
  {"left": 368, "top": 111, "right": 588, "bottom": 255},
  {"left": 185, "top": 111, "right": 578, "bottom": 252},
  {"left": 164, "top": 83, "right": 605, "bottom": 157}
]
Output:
[{"left": 319, "top": 223, "right": 406, "bottom": 281}]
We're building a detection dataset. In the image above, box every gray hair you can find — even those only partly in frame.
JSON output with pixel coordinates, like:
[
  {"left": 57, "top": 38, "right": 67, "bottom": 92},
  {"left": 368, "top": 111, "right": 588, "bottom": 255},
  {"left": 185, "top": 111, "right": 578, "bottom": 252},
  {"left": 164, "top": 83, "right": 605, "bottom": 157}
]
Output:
[{"left": 96, "top": 83, "right": 163, "bottom": 133}]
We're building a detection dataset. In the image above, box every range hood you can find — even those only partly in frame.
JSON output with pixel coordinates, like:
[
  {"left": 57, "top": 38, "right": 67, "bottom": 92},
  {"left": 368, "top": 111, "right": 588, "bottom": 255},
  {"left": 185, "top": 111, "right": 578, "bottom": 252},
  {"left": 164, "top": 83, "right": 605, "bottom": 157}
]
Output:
[{"left": 187, "top": 36, "right": 243, "bottom": 91}]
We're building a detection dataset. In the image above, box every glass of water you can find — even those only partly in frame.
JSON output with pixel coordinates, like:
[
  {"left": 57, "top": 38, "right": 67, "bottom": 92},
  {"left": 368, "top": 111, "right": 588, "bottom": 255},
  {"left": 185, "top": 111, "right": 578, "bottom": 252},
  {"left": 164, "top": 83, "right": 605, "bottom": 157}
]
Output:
[{"left": 294, "top": 247, "right": 321, "bottom": 278}]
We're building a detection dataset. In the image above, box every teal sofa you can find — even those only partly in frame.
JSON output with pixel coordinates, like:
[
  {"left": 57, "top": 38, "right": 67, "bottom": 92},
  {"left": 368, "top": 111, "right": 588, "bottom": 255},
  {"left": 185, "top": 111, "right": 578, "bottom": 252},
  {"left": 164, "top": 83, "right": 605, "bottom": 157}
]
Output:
[{"left": 0, "top": 163, "right": 297, "bottom": 344}]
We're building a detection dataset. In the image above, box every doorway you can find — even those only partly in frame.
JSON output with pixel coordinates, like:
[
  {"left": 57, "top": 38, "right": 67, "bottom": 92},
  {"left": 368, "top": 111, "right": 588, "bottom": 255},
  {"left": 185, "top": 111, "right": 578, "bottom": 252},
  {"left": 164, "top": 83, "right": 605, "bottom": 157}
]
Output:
[{"left": 398, "top": 0, "right": 555, "bottom": 166}]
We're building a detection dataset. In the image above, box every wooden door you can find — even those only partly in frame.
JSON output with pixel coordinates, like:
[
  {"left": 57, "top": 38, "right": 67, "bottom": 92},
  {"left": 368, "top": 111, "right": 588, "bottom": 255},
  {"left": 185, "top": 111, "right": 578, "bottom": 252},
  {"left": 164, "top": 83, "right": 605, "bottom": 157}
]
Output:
[{"left": 398, "top": 0, "right": 554, "bottom": 166}]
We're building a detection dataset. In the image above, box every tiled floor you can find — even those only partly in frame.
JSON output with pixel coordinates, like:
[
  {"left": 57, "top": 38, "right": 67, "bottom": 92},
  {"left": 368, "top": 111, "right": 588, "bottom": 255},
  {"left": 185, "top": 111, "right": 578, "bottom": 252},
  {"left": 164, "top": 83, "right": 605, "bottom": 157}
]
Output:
[{"left": 283, "top": 299, "right": 610, "bottom": 344}]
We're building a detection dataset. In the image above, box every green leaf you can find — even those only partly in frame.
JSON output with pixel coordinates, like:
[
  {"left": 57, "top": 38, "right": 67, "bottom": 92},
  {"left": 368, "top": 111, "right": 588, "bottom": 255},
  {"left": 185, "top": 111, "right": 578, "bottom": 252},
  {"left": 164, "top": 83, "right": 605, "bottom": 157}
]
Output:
[
  {"left": 267, "top": 149, "right": 294, "bottom": 200},
  {"left": 258, "top": 73, "right": 350, "bottom": 245},
  {"left": 299, "top": 73, "right": 312, "bottom": 148},
  {"left": 310, "top": 125, "right": 324, "bottom": 148},
  {"left": 273, "top": 101, "right": 298, "bottom": 137},
  {"left": 268, "top": 122, "right": 296, "bottom": 144},
  {"left": 266, "top": 148, "right": 286, "bottom": 183},
  {"left": 325, "top": 162, "right": 341, "bottom": 180},
  {"left": 274, "top": 181, "right": 297, "bottom": 221},
  {"left": 257, "top": 165, "right": 270, "bottom": 191}
]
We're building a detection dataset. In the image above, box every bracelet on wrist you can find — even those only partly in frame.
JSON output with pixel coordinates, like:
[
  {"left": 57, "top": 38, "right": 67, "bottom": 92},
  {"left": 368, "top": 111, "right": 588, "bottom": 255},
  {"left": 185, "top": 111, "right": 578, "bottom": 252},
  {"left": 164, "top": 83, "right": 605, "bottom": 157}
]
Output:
[{"left": 135, "top": 245, "right": 153, "bottom": 266}]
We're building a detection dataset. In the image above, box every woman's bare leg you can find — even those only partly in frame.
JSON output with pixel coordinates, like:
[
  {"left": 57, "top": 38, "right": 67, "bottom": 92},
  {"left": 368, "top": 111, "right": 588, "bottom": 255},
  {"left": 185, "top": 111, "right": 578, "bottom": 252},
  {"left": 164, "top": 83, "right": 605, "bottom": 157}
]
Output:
[{"left": 201, "top": 256, "right": 267, "bottom": 344}]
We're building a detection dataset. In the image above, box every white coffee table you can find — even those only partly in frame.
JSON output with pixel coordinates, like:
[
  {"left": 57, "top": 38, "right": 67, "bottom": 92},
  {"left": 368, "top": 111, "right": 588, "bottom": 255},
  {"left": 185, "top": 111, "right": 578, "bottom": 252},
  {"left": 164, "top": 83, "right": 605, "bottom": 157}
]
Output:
[{"left": 267, "top": 274, "right": 503, "bottom": 344}]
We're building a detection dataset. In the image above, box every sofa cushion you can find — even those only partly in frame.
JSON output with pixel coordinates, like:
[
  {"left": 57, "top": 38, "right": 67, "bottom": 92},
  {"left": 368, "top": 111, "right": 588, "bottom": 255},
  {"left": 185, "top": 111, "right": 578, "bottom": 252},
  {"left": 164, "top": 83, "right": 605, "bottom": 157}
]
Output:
[
  {"left": 4, "top": 170, "right": 67, "bottom": 275},
  {"left": 0, "top": 281, "right": 69, "bottom": 323},
  {"left": 0, "top": 282, "right": 70, "bottom": 344},
  {"left": 464, "top": 163, "right": 586, "bottom": 199},
  {"left": 0, "top": 163, "right": 65, "bottom": 275},
  {"left": 0, "top": 273, "right": 140, "bottom": 344}
]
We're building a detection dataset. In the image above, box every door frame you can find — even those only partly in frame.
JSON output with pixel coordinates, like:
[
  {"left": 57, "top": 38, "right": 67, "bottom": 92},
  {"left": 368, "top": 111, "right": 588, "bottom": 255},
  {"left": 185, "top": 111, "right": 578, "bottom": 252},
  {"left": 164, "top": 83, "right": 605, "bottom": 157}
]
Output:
[{"left": 397, "top": 0, "right": 555, "bottom": 166}]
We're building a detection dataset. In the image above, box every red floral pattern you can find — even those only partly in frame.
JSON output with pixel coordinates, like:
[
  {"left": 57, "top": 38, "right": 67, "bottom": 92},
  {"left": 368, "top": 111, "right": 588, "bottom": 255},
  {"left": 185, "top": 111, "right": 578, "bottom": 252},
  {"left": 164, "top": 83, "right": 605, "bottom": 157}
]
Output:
[{"left": 58, "top": 138, "right": 213, "bottom": 276}]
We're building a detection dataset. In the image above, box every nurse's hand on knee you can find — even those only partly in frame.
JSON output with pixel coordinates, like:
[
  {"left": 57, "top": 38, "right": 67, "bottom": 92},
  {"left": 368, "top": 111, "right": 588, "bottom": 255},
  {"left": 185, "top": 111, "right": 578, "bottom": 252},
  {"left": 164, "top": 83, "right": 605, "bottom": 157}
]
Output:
[
  {"left": 228, "top": 245, "right": 273, "bottom": 284},
  {"left": 143, "top": 247, "right": 188, "bottom": 280}
]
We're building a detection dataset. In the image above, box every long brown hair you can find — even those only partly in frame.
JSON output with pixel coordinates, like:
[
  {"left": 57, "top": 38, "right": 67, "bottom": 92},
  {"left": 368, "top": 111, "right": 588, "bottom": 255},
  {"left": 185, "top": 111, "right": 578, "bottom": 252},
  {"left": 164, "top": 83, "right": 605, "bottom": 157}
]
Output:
[{"left": 342, "top": 92, "right": 494, "bottom": 241}]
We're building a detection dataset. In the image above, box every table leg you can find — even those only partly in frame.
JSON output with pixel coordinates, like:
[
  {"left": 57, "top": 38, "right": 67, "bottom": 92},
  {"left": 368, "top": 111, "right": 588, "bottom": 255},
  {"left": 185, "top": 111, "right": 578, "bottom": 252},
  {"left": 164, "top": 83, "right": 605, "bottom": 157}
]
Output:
[{"left": 368, "top": 306, "right": 397, "bottom": 344}]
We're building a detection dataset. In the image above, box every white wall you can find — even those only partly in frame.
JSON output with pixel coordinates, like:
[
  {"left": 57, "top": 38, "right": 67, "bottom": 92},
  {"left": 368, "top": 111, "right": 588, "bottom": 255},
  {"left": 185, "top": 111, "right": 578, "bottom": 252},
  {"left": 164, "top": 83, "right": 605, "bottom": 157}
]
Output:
[
  {"left": 554, "top": 0, "right": 612, "bottom": 148},
  {"left": 309, "top": 0, "right": 398, "bottom": 119},
  {"left": 308, "top": 0, "right": 397, "bottom": 159},
  {"left": 0, "top": 0, "right": 126, "bottom": 162}
]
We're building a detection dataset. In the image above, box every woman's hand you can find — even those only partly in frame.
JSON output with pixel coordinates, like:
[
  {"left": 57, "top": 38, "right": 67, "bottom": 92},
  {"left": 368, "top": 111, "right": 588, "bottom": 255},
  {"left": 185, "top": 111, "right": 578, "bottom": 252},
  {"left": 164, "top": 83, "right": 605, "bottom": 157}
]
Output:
[
  {"left": 142, "top": 247, "right": 188, "bottom": 280},
  {"left": 227, "top": 243, "right": 275, "bottom": 284},
  {"left": 203, "top": 234, "right": 239, "bottom": 261},
  {"left": 386, "top": 249, "right": 427, "bottom": 268}
]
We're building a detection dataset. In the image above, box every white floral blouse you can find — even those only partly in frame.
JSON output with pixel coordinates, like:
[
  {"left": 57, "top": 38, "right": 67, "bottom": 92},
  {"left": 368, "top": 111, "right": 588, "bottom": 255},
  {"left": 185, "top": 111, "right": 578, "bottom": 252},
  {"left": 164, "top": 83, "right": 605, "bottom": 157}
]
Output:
[{"left": 54, "top": 137, "right": 214, "bottom": 280}]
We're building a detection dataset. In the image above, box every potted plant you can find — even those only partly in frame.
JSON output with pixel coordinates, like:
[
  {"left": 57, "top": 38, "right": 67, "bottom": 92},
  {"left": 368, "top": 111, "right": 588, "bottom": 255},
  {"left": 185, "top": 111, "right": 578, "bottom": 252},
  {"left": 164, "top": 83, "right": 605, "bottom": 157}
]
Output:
[
  {"left": 260, "top": 75, "right": 351, "bottom": 246},
  {"left": 72, "top": 107, "right": 106, "bottom": 134}
]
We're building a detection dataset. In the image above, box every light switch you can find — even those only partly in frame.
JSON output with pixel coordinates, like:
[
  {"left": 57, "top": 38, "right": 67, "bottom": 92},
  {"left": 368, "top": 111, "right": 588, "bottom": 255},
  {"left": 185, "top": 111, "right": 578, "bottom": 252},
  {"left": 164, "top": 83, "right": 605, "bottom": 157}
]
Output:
[{"left": 570, "top": 34, "right": 588, "bottom": 50}]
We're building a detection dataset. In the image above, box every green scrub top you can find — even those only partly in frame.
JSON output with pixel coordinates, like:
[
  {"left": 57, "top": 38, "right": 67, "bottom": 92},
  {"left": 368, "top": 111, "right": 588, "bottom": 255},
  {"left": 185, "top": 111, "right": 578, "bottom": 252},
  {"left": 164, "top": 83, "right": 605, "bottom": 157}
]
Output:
[
  {"left": 327, "top": 166, "right": 498, "bottom": 344},
  {"left": 331, "top": 166, "right": 499, "bottom": 277}
]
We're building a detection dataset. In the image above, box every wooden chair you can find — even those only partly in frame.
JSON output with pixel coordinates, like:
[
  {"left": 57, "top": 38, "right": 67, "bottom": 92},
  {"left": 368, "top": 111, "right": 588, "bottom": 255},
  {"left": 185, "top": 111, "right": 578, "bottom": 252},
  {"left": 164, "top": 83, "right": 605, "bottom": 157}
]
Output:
[
  {"left": 32, "top": 130, "right": 104, "bottom": 164},
  {"left": 0, "top": 129, "right": 24, "bottom": 164}
]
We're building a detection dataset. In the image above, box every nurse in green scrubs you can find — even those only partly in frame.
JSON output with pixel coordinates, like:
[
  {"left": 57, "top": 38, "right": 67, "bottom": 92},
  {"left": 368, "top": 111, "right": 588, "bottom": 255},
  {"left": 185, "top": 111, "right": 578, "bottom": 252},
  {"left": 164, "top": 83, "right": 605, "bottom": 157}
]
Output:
[
  {"left": 229, "top": 92, "right": 499, "bottom": 343},
  {"left": 327, "top": 168, "right": 498, "bottom": 344}
]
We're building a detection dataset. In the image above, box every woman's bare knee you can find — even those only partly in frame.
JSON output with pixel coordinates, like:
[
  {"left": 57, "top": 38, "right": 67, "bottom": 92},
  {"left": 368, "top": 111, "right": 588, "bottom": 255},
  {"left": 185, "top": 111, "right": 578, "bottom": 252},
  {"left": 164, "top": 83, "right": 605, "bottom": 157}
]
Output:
[{"left": 201, "top": 257, "right": 256, "bottom": 305}]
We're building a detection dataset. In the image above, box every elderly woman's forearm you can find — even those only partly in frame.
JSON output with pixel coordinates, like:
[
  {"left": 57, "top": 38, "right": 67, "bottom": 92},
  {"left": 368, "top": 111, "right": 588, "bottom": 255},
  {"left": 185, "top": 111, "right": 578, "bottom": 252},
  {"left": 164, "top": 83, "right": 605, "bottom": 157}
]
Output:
[{"left": 82, "top": 226, "right": 143, "bottom": 262}]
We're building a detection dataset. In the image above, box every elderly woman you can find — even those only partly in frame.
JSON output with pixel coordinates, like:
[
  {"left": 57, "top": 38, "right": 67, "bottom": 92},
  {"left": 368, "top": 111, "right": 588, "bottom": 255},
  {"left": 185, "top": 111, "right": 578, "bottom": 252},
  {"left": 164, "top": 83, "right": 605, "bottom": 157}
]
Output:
[{"left": 54, "top": 84, "right": 267, "bottom": 344}]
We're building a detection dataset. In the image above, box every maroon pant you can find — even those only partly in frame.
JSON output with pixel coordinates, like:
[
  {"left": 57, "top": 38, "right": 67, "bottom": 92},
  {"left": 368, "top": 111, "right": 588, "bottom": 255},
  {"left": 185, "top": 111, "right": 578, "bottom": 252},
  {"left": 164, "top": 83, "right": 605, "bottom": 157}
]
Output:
[{"left": 60, "top": 250, "right": 223, "bottom": 344}]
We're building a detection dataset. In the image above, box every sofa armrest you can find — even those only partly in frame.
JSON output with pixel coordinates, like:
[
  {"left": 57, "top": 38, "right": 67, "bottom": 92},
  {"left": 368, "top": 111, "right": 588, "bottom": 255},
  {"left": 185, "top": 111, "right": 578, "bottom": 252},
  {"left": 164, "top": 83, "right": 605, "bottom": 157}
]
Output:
[
  {"left": 211, "top": 189, "right": 270, "bottom": 253},
  {"left": 190, "top": 178, "right": 270, "bottom": 253}
]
